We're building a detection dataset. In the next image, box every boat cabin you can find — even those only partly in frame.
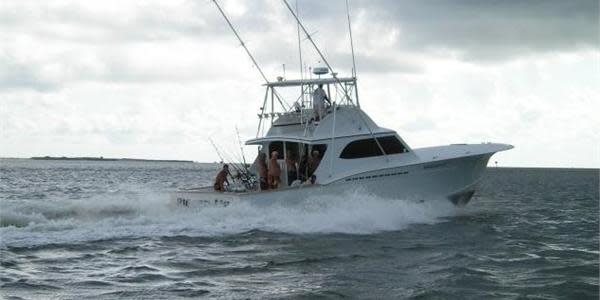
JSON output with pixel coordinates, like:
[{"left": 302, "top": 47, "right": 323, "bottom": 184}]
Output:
[{"left": 246, "top": 76, "right": 416, "bottom": 190}]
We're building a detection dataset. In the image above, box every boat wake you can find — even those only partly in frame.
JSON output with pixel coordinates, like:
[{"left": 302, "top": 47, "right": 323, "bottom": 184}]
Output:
[{"left": 0, "top": 188, "right": 459, "bottom": 248}]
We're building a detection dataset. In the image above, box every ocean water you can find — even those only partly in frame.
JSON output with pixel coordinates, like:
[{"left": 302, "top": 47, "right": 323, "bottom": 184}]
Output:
[{"left": 0, "top": 159, "right": 598, "bottom": 299}]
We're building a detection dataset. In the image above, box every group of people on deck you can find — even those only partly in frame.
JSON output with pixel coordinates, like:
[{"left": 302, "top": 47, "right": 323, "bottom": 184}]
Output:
[
  {"left": 254, "top": 149, "right": 321, "bottom": 191},
  {"left": 213, "top": 149, "right": 322, "bottom": 192},
  {"left": 213, "top": 83, "right": 330, "bottom": 192}
]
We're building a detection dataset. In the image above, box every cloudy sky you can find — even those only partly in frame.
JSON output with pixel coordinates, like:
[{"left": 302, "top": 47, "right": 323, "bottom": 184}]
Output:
[{"left": 1, "top": 0, "right": 598, "bottom": 167}]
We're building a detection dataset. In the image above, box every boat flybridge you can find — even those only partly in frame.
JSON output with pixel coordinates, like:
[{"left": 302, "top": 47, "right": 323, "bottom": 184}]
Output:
[{"left": 172, "top": 0, "right": 512, "bottom": 208}]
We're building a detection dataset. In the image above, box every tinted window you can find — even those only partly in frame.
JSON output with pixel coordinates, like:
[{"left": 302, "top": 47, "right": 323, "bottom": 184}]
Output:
[
  {"left": 340, "top": 136, "right": 407, "bottom": 159},
  {"left": 378, "top": 136, "right": 407, "bottom": 154},
  {"left": 339, "top": 139, "right": 382, "bottom": 159}
]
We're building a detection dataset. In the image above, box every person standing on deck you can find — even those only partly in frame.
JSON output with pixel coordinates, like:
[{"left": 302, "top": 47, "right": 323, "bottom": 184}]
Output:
[
  {"left": 268, "top": 151, "right": 281, "bottom": 189},
  {"left": 298, "top": 154, "right": 309, "bottom": 182},
  {"left": 255, "top": 152, "right": 269, "bottom": 191},
  {"left": 312, "top": 84, "right": 330, "bottom": 121},
  {"left": 285, "top": 149, "right": 298, "bottom": 186},
  {"left": 308, "top": 150, "right": 322, "bottom": 176},
  {"left": 214, "top": 164, "right": 230, "bottom": 192}
]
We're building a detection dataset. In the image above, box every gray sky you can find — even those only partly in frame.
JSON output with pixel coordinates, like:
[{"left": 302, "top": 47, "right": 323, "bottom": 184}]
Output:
[{"left": 1, "top": 0, "right": 598, "bottom": 167}]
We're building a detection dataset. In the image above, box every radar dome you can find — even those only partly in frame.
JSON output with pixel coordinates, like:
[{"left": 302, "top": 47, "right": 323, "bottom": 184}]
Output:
[{"left": 312, "top": 66, "right": 329, "bottom": 75}]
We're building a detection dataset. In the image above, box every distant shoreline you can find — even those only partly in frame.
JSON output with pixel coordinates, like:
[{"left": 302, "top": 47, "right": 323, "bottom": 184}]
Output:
[{"left": 29, "top": 156, "right": 194, "bottom": 163}]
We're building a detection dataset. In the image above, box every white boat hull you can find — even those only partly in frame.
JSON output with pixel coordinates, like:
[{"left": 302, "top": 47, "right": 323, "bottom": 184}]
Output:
[{"left": 171, "top": 151, "right": 495, "bottom": 208}]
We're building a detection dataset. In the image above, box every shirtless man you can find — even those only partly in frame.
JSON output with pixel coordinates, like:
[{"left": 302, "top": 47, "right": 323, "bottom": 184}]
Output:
[
  {"left": 308, "top": 150, "right": 321, "bottom": 176},
  {"left": 255, "top": 152, "right": 268, "bottom": 190},
  {"left": 214, "top": 164, "right": 230, "bottom": 192},
  {"left": 268, "top": 151, "right": 281, "bottom": 189},
  {"left": 285, "top": 149, "right": 298, "bottom": 185}
]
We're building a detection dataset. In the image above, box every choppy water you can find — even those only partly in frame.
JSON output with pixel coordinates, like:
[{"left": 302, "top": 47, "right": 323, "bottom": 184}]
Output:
[{"left": 0, "top": 159, "right": 598, "bottom": 299}]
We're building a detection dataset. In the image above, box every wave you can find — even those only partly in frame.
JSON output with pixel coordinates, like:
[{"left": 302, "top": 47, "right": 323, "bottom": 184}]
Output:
[{"left": 0, "top": 188, "right": 459, "bottom": 248}]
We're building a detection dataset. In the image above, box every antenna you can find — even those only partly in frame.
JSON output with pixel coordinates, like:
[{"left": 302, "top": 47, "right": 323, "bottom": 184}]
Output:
[{"left": 282, "top": 63, "right": 286, "bottom": 79}]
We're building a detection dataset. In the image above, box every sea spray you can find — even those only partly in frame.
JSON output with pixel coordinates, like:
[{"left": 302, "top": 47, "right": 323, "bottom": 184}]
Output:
[{"left": 0, "top": 187, "right": 459, "bottom": 248}]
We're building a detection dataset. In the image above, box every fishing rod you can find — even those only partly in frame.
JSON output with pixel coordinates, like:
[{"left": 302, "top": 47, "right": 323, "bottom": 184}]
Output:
[
  {"left": 235, "top": 126, "right": 248, "bottom": 168},
  {"left": 209, "top": 137, "right": 255, "bottom": 189},
  {"left": 215, "top": 138, "right": 247, "bottom": 174},
  {"left": 225, "top": 143, "right": 256, "bottom": 187},
  {"left": 209, "top": 138, "right": 243, "bottom": 181},
  {"left": 208, "top": 137, "right": 226, "bottom": 164},
  {"left": 222, "top": 147, "right": 250, "bottom": 180},
  {"left": 213, "top": 140, "right": 241, "bottom": 171}
]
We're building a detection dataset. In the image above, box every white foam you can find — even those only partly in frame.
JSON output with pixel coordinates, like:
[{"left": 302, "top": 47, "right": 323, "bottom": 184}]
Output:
[{"left": 0, "top": 189, "right": 458, "bottom": 248}]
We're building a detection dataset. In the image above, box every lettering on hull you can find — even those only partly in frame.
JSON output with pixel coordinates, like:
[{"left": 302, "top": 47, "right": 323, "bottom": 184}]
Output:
[{"left": 176, "top": 197, "right": 231, "bottom": 207}]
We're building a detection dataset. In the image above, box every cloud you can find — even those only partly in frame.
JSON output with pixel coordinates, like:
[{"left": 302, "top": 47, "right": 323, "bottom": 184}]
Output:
[
  {"left": 355, "top": 0, "right": 599, "bottom": 61},
  {"left": 1, "top": 0, "right": 597, "bottom": 91},
  {"left": 0, "top": 1, "right": 598, "bottom": 167},
  {"left": 249, "top": 0, "right": 599, "bottom": 65},
  {"left": 0, "top": 56, "right": 61, "bottom": 91}
]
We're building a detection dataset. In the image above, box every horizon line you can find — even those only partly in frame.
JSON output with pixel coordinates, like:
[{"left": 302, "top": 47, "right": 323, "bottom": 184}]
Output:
[{"left": 0, "top": 156, "right": 598, "bottom": 170}]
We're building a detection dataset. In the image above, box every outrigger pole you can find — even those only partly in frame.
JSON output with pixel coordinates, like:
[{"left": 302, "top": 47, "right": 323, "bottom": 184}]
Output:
[
  {"left": 281, "top": 0, "right": 352, "bottom": 104},
  {"left": 295, "top": 0, "right": 305, "bottom": 106},
  {"left": 346, "top": 0, "right": 357, "bottom": 79},
  {"left": 345, "top": 0, "right": 360, "bottom": 107},
  {"left": 211, "top": 0, "right": 268, "bottom": 84},
  {"left": 211, "top": 0, "right": 288, "bottom": 111}
]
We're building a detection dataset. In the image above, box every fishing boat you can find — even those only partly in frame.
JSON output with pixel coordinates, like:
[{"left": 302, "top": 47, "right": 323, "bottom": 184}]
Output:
[{"left": 172, "top": 0, "right": 512, "bottom": 208}]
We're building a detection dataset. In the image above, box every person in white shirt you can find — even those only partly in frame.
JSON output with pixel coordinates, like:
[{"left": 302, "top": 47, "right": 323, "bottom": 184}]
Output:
[{"left": 312, "top": 84, "right": 330, "bottom": 121}]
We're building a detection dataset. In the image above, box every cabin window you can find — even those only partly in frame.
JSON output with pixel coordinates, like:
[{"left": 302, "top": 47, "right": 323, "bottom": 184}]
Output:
[
  {"left": 339, "top": 139, "right": 381, "bottom": 159},
  {"left": 377, "top": 136, "right": 408, "bottom": 155},
  {"left": 339, "top": 136, "right": 408, "bottom": 159}
]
